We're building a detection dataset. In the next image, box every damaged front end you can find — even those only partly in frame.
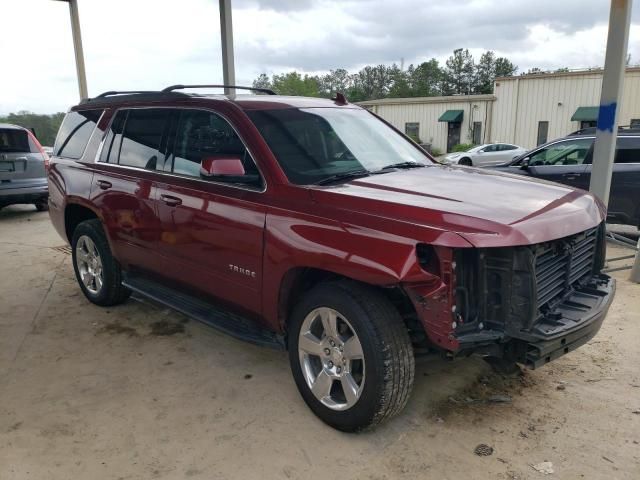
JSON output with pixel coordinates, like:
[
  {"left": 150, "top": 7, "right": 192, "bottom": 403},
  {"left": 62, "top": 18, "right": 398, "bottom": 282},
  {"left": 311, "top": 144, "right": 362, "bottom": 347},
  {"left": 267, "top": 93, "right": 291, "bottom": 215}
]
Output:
[{"left": 405, "top": 223, "right": 616, "bottom": 368}]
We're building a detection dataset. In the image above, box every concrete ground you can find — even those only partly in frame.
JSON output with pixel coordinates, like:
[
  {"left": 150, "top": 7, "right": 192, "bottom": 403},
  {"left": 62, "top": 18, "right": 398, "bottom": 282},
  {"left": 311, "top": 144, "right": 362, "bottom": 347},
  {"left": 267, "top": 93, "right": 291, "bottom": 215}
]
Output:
[{"left": 1, "top": 204, "right": 638, "bottom": 480}]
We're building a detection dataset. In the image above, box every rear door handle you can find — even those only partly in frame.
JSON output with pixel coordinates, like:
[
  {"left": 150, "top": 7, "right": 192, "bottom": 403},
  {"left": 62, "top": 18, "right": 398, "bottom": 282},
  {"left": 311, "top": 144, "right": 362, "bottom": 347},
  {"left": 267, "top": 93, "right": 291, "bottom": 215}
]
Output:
[
  {"left": 96, "top": 180, "right": 112, "bottom": 190},
  {"left": 160, "top": 194, "right": 182, "bottom": 206}
]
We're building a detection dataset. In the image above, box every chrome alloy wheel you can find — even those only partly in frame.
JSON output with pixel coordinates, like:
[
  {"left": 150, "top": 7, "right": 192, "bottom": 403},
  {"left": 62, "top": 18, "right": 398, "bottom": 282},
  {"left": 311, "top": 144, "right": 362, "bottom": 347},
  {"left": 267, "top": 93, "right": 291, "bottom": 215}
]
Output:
[
  {"left": 298, "top": 307, "right": 365, "bottom": 411},
  {"left": 75, "top": 235, "right": 103, "bottom": 295}
]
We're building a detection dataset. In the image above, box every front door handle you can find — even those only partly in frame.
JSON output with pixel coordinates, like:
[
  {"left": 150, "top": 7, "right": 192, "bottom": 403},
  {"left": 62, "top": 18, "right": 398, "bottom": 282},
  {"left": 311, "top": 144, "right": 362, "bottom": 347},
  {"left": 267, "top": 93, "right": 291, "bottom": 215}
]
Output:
[
  {"left": 562, "top": 174, "right": 580, "bottom": 181},
  {"left": 96, "top": 180, "right": 112, "bottom": 190},
  {"left": 160, "top": 194, "right": 182, "bottom": 207}
]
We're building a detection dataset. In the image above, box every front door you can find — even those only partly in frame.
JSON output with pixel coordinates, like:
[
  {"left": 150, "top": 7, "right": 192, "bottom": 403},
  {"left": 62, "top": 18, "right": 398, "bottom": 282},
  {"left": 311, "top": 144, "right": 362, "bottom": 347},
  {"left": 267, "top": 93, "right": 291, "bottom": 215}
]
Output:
[
  {"left": 525, "top": 137, "right": 593, "bottom": 190},
  {"left": 447, "top": 122, "right": 461, "bottom": 152},
  {"left": 154, "top": 108, "right": 267, "bottom": 317}
]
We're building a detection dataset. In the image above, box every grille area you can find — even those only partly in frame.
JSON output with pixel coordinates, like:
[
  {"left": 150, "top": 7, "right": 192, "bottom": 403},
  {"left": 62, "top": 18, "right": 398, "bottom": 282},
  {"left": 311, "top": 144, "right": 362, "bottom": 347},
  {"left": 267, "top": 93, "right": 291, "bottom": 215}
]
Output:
[{"left": 534, "top": 227, "right": 598, "bottom": 313}]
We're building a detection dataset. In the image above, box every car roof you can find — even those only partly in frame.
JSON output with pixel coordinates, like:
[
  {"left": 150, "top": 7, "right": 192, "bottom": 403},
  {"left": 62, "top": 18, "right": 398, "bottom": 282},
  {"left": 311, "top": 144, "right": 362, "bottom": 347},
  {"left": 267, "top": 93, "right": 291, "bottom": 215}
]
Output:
[
  {"left": 75, "top": 91, "right": 360, "bottom": 112},
  {"left": 0, "top": 123, "right": 27, "bottom": 131},
  {"left": 567, "top": 126, "right": 640, "bottom": 137}
]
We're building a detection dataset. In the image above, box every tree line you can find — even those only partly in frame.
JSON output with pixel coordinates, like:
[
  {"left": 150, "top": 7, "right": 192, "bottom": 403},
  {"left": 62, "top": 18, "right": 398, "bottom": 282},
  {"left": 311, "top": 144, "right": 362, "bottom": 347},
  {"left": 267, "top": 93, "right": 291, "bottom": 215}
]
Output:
[
  {"left": 0, "top": 111, "right": 65, "bottom": 146},
  {"left": 253, "top": 49, "right": 518, "bottom": 101}
]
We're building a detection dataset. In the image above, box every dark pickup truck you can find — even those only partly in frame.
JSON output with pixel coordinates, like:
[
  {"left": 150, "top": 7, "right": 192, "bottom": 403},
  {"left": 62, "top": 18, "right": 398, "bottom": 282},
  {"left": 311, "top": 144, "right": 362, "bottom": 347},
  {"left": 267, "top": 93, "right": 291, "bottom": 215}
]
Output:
[{"left": 48, "top": 86, "right": 615, "bottom": 431}]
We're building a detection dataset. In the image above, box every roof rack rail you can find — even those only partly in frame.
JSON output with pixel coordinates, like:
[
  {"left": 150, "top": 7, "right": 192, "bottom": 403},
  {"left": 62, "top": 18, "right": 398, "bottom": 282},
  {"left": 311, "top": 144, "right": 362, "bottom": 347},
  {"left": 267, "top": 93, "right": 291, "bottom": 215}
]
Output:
[
  {"left": 94, "top": 90, "right": 162, "bottom": 98},
  {"left": 162, "top": 84, "right": 276, "bottom": 95},
  {"left": 569, "top": 125, "right": 640, "bottom": 136}
]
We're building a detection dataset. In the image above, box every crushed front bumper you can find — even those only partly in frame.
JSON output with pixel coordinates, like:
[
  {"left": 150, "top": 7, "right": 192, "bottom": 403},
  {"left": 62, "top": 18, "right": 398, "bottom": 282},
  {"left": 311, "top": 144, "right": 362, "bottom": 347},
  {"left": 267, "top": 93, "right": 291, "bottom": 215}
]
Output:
[{"left": 518, "top": 274, "right": 615, "bottom": 368}]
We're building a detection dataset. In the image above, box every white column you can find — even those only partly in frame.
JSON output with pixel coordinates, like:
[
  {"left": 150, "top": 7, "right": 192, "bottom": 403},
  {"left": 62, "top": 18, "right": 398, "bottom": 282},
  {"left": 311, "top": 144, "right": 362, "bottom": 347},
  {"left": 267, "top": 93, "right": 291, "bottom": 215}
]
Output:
[
  {"left": 219, "top": 0, "right": 236, "bottom": 94},
  {"left": 67, "top": 0, "right": 88, "bottom": 99},
  {"left": 589, "top": 0, "right": 632, "bottom": 204}
]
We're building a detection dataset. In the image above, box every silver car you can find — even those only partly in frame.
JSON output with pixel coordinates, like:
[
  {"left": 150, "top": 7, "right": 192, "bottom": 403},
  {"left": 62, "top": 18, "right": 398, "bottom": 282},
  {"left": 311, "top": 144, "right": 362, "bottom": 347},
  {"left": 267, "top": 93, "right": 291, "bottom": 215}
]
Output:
[
  {"left": 0, "top": 123, "right": 49, "bottom": 211},
  {"left": 443, "top": 143, "right": 527, "bottom": 167}
]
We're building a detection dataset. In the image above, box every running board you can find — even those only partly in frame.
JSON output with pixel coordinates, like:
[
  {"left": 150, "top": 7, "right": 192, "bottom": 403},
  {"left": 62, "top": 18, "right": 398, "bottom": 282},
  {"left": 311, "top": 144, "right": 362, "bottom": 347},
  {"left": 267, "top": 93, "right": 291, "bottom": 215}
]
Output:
[{"left": 122, "top": 274, "right": 285, "bottom": 350}]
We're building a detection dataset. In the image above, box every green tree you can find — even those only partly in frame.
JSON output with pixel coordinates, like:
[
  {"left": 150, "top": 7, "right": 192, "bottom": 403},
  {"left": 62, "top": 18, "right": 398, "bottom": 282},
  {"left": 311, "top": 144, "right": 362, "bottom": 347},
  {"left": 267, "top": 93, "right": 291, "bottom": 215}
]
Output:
[
  {"left": 444, "top": 48, "right": 475, "bottom": 95},
  {"left": 252, "top": 73, "right": 272, "bottom": 90},
  {"left": 349, "top": 65, "right": 395, "bottom": 101},
  {"left": 409, "top": 59, "right": 443, "bottom": 97},
  {"left": 0, "top": 111, "right": 65, "bottom": 146},
  {"left": 474, "top": 51, "right": 496, "bottom": 94},
  {"left": 271, "top": 71, "right": 320, "bottom": 96},
  {"left": 495, "top": 57, "right": 518, "bottom": 78},
  {"left": 318, "top": 68, "right": 351, "bottom": 97},
  {"left": 387, "top": 64, "right": 412, "bottom": 98}
]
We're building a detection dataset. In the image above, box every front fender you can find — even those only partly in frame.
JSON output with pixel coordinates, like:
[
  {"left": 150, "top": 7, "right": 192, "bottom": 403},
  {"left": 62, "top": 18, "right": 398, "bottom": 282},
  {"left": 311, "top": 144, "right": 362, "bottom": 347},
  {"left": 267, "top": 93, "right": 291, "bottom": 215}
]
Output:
[{"left": 262, "top": 208, "right": 461, "bottom": 332}]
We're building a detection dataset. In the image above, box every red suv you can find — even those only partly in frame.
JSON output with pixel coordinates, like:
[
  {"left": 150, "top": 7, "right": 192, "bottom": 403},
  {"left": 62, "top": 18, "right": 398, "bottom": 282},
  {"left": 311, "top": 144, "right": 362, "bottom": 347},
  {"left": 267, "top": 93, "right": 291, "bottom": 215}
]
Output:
[{"left": 48, "top": 85, "right": 615, "bottom": 431}]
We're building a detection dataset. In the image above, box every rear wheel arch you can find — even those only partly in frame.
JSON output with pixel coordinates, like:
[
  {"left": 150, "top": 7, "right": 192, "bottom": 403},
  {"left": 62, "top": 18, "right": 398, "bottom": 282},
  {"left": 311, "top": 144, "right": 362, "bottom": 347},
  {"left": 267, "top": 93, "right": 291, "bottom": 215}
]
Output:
[{"left": 64, "top": 203, "right": 100, "bottom": 243}]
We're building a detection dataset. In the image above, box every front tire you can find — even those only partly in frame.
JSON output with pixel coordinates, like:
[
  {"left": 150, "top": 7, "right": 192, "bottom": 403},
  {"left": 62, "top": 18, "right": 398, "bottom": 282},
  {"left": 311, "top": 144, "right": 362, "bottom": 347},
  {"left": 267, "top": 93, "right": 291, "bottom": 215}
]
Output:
[
  {"left": 71, "top": 219, "right": 131, "bottom": 306},
  {"left": 288, "top": 281, "right": 414, "bottom": 432},
  {"left": 459, "top": 157, "right": 472, "bottom": 166}
]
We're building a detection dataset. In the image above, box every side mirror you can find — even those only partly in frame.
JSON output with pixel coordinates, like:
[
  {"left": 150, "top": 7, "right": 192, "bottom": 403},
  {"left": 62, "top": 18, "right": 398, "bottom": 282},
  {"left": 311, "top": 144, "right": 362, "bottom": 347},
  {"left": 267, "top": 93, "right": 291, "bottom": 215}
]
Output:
[
  {"left": 200, "top": 155, "right": 246, "bottom": 178},
  {"left": 520, "top": 157, "right": 530, "bottom": 169}
]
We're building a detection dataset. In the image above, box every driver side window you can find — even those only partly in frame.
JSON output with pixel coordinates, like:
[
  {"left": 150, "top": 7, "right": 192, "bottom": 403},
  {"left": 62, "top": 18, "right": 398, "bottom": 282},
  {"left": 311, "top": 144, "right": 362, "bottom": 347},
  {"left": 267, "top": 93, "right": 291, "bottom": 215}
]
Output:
[
  {"left": 169, "top": 109, "right": 262, "bottom": 187},
  {"left": 528, "top": 138, "right": 593, "bottom": 166}
]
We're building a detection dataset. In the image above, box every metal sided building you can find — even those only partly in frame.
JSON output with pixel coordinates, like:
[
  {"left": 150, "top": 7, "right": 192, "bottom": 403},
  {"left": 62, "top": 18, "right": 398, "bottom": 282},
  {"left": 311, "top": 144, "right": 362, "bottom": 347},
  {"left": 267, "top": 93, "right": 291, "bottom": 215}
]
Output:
[
  {"left": 358, "top": 94, "right": 496, "bottom": 154},
  {"left": 358, "top": 67, "right": 640, "bottom": 153}
]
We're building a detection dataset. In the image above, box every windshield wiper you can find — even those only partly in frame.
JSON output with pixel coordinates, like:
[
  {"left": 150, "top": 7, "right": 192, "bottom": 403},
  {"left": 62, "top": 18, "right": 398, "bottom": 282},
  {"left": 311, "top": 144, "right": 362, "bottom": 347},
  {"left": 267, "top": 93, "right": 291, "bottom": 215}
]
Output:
[
  {"left": 313, "top": 169, "right": 371, "bottom": 186},
  {"left": 379, "top": 162, "right": 426, "bottom": 171}
]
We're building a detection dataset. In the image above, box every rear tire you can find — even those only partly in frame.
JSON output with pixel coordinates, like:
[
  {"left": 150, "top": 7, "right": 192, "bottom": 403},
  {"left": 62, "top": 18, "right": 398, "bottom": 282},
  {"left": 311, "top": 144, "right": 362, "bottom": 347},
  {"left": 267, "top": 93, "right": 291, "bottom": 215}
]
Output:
[
  {"left": 288, "top": 281, "right": 414, "bottom": 432},
  {"left": 459, "top": 157, "right": 472, "bottom": 166},
  {"left": 71, "top": 219, "right": 131, "bottom": 306},
  {"left": 35, "top": 200, "right": 48, "bottom": 212}
]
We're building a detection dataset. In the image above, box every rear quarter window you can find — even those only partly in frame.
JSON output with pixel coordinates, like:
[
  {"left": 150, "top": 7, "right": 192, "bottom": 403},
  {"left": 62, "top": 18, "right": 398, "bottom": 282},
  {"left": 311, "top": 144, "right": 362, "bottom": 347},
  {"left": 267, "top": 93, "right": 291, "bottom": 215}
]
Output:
[
  {"left": 615, "top": 137, "right": 640, "bottom": 164},
  {"left": 54, "top": 109, "right": 103, "bottom": 159},
  {"left": 0, "top": 128, "right": 30, "bottom": 153}
]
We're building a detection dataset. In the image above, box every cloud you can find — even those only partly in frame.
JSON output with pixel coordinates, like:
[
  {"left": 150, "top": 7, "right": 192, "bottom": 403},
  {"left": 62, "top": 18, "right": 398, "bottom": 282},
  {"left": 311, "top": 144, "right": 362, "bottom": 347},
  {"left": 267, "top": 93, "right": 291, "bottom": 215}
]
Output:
[{"left": 0, "top": 0, "right": 639, "bottom": 114}]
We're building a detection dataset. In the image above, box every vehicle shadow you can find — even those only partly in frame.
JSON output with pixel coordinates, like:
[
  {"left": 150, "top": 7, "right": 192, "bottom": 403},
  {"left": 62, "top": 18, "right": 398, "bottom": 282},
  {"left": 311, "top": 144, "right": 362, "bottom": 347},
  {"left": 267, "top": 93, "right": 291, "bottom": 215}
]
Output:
[{"left": 0, "top": 204, "right": 42, "bottom": 220}]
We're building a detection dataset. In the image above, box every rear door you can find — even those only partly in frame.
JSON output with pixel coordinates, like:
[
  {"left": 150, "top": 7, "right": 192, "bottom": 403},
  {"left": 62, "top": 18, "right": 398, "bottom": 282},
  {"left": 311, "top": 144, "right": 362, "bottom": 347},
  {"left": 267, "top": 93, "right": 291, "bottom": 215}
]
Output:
[
  {"left": 586, "top": 136, "right": 640, "bottom": 225},
  {"left": 475, "top": 144, "right": 499, "bottom": 166},
  {"left": 91, "top": 108, "right": 170, "bottom": 274},
  {"left": 525, "top": 137, "right": 593, "bottom": 190},
  {"left": 497, "top": 144, "right": 521, "bottom": 163},
  {"left": 0, "top": 127, "right": 47, "bottom": 194}
]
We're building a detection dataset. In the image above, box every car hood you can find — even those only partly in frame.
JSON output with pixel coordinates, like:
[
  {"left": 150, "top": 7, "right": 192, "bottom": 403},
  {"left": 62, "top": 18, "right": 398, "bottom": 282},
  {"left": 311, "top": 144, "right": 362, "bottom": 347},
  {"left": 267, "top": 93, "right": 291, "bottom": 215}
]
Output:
[{"left": 309, "top": 165, "right": 604, "bottom": 247}]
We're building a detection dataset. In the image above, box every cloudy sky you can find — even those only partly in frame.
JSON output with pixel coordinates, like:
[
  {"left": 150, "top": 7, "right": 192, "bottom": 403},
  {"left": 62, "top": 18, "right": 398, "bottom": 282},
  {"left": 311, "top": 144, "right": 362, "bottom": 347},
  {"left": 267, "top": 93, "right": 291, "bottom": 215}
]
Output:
[{"left": 1, "top": 0, "right": 639, "bottom": 114}]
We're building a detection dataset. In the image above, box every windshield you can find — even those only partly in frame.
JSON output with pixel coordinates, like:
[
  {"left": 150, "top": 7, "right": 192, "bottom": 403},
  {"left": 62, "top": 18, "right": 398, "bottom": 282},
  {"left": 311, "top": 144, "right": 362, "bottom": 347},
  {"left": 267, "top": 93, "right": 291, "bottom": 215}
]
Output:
[{"left": 247, "top": 107, "right": 432, "bottom": 185}]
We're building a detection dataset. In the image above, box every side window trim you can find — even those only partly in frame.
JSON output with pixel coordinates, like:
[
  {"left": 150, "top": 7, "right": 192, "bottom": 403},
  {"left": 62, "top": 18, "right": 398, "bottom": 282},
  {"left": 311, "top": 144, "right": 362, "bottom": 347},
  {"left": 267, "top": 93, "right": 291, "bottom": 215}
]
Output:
[
  {"left": 164, "top": 107, "right": 266, "bottom": 192},
  {"left": 94, "top": 106, "right": 267, "bottom": 193},
  {"left": 530, "top": 138, "right": 593, "bottom": 166}
]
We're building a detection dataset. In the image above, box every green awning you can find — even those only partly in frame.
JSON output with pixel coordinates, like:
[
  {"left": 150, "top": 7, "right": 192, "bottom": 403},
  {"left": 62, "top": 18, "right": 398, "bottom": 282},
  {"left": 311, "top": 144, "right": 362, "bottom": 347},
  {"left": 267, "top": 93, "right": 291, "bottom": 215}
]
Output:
[
  {"left": 438, "top": 110, "right": 463, "bottom": 122},
  {"left": 571, "top": 106, "right": 599, "bottom": 121}
]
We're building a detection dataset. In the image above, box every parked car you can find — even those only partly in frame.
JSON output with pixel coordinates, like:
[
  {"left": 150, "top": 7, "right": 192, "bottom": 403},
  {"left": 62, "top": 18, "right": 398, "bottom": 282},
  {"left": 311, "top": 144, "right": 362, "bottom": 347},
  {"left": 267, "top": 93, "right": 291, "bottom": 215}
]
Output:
[
  {"left": 48, "top": 86, "right": 615, "bottom": 431},
  {"left": 489, "top": 127, "right": 640, "bottom": 227},
  {"left": 0, "top": 123, "right": 49, "bottom": 211},
  {"left": 443, "top": 143, "right": 527, "bottom": 166}
]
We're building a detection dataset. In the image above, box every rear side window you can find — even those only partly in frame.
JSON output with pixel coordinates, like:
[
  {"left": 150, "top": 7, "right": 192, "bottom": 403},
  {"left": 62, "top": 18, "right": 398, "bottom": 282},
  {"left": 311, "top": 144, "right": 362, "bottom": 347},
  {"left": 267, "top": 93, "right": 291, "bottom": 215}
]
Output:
[
  {"left": 0, "top": 129, "right": 30, "bottom": 153},
  {"left": 54, "top": 109, "right": 103, "bottom": 159},
  {"left": 118, "top": 109, "right": 170, "bottom": 169},
  {"left": 615, "top": 137, "right": 640, "bottom": 164}
]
